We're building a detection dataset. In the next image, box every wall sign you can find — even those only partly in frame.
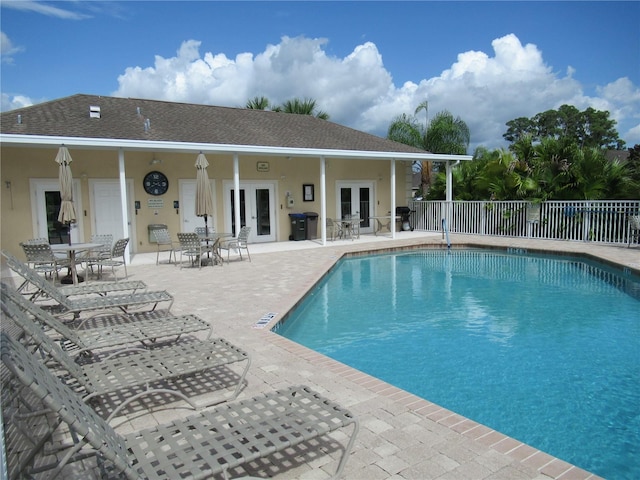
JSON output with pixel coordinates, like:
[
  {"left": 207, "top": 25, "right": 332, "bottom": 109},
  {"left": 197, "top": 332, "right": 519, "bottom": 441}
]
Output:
[
  {"left": 256, "top": 161, "right": 270, "bottom": 172},
  {"left": 303, "top": 184, "right": 314, "bottom": 202},
  {"left": 147, "top": 198, "right": 164, "bottom": 209}
]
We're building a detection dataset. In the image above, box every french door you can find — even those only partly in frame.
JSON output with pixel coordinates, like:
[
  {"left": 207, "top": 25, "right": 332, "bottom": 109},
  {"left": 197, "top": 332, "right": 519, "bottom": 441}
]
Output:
[
  {"left": 223, "top": 182, "right": 276, "bottom": 243},
  {"left": 336, "top": 181, "right": 374, "bottom": 234},
  {"left": 30, "top": 179, "right": 84, "bottom": 244}
]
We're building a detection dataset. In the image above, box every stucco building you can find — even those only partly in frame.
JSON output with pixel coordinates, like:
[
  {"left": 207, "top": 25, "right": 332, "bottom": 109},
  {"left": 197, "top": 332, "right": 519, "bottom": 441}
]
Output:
[{"left": 0, "top": 94, "right": 470, "bottom": 258}]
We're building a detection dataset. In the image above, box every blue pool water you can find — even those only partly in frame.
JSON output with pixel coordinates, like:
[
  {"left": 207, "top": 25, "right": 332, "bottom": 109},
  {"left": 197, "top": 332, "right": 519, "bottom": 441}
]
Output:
[{"left": 276, "top": 250, "right": 640, "bottom": 479}]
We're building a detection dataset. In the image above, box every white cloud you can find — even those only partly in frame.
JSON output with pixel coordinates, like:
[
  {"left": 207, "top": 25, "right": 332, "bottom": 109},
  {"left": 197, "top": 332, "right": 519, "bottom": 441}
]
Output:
[
  {"left": 595, "top": 77, "right": 640, "bottom": 146},
  {"left": 1, "top": 0, "right": 90, "bottom": 19},
  {"left": 0, "top": 31, "right": 24, "bottom": 63},
  {"left": 1, "top": 93, "right": 34, "bottom": 111},
  {"left": 91, "top": 33, "right": 640, "bottom": 150},
  {"left": 626, "top": 124, "right": 640, "bottom": 146}
]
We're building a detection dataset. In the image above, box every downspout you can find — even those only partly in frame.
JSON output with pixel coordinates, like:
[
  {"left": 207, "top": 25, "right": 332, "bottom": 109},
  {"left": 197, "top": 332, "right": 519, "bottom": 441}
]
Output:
[
  {"left": 118, "top": 148, "right": 130, "bottom": 260},
  {"left": 320, "top": 156, "right": 327, "bottom": 246},
  {"left": 233, "top": 154, "right": 240, "bottom": 237}
]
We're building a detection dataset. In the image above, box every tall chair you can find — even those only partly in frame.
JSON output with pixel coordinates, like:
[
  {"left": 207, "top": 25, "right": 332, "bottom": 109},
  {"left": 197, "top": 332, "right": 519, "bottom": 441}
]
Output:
[
  {"left": 325, "top": 218, "right": 340, "bottom": 241},
  {"left": 20, "top": 241, "right": 69, "bottom": 281},
  {"left": 177, "top": 232, "right": 212, "bottom": 269},
  {"left": 84, "top": 234, "right": 113, "bottom": 275},
  {"left": 152, "top": 228, "right": 176, "bottom": 265},
  {"left": 94, "top": 238, "right": 129, "bottom": 281},
  {"left": 219, "top": 226, "right": 251, "bottom": 263}
]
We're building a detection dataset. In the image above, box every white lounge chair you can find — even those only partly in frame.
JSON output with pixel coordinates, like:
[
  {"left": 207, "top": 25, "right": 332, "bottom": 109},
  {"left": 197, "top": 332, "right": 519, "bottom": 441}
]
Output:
[
  {"left": 1, "top": 332, "right": 358, "bottom": 480},
  {"left": 2, "top": 250, "right": 173, "bottom": 319}
]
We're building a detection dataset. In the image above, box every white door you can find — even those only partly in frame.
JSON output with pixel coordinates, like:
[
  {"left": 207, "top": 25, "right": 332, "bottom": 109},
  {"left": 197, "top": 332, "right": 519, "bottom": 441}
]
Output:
[
  {"left": 223, "top": 181, "right": 276, "bottom": 243},
  {"left": 336, "top": 181, "right": 374, "bottom": 234},
  {"left": 89, "top": 180, "right": 136, "bottom": 250},
  {"left": 30, "top": 179, "right": 84, "bottom": 244},
  {"left": 179, "top": 179, "right": 217, "bottom": 232}
]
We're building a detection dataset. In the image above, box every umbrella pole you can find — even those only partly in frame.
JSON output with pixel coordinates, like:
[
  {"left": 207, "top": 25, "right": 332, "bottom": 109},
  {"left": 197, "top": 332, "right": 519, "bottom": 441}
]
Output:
[{"left": 204, "top": 217, "right": 211, "bottom": 264}]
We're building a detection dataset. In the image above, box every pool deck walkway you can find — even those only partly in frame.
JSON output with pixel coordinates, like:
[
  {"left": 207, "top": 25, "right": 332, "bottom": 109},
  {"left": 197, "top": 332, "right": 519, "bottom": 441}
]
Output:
[{"left": 3, "top": 232, "right": 638, "bottom": 479}]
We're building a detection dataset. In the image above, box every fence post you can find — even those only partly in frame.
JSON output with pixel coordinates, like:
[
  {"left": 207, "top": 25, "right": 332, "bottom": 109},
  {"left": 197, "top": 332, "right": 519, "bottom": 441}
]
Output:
[{"left": 582, "top": 201, "right": 591, "bottom": 242}]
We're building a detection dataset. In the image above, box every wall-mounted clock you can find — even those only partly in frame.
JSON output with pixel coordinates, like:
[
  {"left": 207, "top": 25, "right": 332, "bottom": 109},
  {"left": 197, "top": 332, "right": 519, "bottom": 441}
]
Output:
[{"left": 143, "top": 171, "right": 169, "bottom": 196}]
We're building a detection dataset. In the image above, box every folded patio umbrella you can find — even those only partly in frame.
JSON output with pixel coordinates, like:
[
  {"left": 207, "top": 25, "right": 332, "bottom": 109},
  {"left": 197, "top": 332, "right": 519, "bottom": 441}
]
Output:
[
  {"left": 55, "top": 145, "right": 76, "bottom": 244},
  {"left": 195, "top": 152, "right": 214, "bottom": 235}
]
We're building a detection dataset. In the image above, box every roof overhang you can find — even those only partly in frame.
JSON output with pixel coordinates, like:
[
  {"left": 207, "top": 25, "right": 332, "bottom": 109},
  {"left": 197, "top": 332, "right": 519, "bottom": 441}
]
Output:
[{"left": 0, "top": 134, "right": 473, "bottom": 163}]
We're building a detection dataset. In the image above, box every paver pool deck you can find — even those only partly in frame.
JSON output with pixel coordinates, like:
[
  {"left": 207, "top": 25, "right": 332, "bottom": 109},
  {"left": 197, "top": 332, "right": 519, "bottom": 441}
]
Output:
[{"left": 2, "top": 232, "right": 638, "bottom": 479}]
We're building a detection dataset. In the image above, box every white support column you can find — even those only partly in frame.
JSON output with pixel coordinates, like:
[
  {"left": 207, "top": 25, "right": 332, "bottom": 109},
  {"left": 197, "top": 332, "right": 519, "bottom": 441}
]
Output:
[
  {"left": 445, "top": 160, "right": 458, "bottom": 227},
  {"left": 445, "top": 161, "right": 453, "bottom": 202},
  {"left": 390, "top": 159, "right": 396, "bottom": 239},
  {"left": 233, "top": 154, "right": 240, "bottom": 238},
  {"left": 320, "top": 156, "right": 327, "bottom": 245},
  {"left": 118, "top": 148, "right": 130, "bottom": 259}
]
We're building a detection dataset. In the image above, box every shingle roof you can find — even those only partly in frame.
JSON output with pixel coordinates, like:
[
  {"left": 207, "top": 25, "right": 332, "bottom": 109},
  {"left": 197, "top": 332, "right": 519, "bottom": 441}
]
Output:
[{"left": 0, "top": 94, "right": 426, "bottom": 155}]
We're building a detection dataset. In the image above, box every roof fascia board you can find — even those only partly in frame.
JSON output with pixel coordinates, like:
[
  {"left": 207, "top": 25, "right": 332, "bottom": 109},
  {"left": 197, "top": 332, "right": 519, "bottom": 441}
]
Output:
[{"left": 0, "top": 134, "right": 473, "bottom": 162}]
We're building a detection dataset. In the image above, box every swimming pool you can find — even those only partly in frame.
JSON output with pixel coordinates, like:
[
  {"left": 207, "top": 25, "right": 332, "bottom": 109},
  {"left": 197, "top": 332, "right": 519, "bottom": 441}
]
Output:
[{"left": 276, "top": 249, "right": 640, "bottom": 479}]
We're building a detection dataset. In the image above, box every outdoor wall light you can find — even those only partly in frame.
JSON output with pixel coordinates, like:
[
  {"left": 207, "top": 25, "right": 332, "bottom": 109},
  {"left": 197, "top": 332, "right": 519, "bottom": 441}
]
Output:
[{"left": 149, "top": 157, "right": 162, "bottom": 165}]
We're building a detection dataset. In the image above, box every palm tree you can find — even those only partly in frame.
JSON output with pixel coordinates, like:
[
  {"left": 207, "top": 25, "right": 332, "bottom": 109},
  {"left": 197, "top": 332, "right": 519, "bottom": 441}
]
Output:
[
  {"left": 425, "top": 110, "right": 470, "bottom": 155},
  {"left": 468, "top": 137, "right": 637, "bottom": 201},
  {"left": 387, "top": 113, "right": 424, "bottom": 149},
  {"left": 245, "top": 96, "right": 271, "bottom": 110},
  {"left": 244, "top": 96, "right": 329, "bottom": 119},
  {"left": 387, "top": 107, "right": 470, "bottom": 196},
  {"left": 387, "top": 113, "right": 430, "bottom": 195},
  {"left": 280, "top": 98, "right": 329, "bottom": 119}
]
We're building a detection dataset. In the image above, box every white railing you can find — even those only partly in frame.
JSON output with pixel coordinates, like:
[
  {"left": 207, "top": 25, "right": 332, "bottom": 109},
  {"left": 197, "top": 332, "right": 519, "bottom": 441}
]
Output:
[{"left": 409, "top": 200, "right": 640, "bottom": 245}]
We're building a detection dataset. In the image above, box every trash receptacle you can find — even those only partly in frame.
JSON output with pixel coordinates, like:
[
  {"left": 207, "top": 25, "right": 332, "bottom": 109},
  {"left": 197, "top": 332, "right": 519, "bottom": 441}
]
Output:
[
  {"left": 304, "top": 212, "right": 319, "bottom": 239},
  {"left": 148, "top": 224, "right": 167, "bottom": 243},
  {"left": 288, "top": 214, "right": 306, "bottom": 241}
]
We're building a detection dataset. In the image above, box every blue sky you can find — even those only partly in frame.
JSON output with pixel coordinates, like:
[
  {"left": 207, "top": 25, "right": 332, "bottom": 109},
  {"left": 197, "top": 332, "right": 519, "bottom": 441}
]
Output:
[{"left": 1, "top": 1, "right": 639, "bottom": 151}]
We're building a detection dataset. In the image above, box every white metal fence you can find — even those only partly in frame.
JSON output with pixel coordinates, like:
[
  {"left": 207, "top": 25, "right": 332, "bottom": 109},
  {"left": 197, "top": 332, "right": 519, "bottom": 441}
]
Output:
[{"left": 409, "top": 200, "right": 640, "bottom": 245}]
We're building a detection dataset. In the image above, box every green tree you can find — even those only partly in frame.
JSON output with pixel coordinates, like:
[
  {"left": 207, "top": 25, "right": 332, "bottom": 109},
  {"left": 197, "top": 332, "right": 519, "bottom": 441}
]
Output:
[
  {"left": 425, "top": 110, "right": 470, "bottom": 155},
  {"left": 245, "top": 96, "right": 271, "bottom": 110},
  {"left": 387, "top": 107, "right": 470, "bottom": 195},
  {"left": 387, "top": 113, "right": 424, "bottom": 149},
  {"left": 581, "top": 107, "right": 624, "bottom": 149},
  {"left": 503, "top": 105, "right": 625, "bottom": 149},
  {"left": 244, "top": 96, "right": 329, "bottom": 119},
  {"left": 387, "top": 112, "right": 428, "bottom": 193},
  {"left": 470, "top": 146, "right": 540, "bottom": 201},
  {"left": 427, "top": 135, "right": 637, "bottom": 201},
  {"left": 280, "top": 98, "right": 329, "bottom": 119},
  {"left": 503, "top": 117, "right": 535, "bottom": 143},
  {"left": 626, "top": 144, "right": 640, "bottom": 188}
]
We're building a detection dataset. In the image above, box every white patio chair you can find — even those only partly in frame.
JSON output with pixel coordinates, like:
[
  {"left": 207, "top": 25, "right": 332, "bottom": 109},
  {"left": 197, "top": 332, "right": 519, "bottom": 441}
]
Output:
[
  {"left": 152, "top": 227, "right": 176, "bottom": 265},
  {"left": 92, "top": 238, "right": 129, "bottom": 281},
  {"left": 177, "top": 232, "right": 213, "bottom": 269},
  {"left": 326, "top": 217, "right": 340, "bottom": 241},
  {"left": 19, "top": 241, "right": 69, "bottom": 281},
  {"left": 219, "top": 226, "right": 251, "bottom": 262},
  {"left": 84, "top": 234, "right": 113, "bottom": 275}
]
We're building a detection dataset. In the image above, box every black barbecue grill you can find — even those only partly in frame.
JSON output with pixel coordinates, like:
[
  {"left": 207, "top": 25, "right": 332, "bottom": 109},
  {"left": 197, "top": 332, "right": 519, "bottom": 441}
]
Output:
[{"left": 396, "top": 206, "right": 415, "bottom": 231}]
